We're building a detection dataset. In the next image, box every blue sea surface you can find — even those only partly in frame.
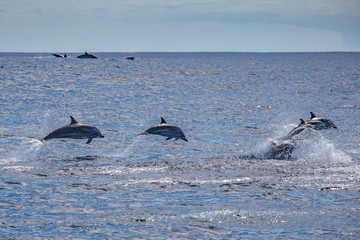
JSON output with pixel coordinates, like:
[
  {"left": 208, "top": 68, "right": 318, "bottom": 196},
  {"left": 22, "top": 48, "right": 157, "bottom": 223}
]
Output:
[{"left": 0, "top": 52, "right": 359, "bottom": 239}]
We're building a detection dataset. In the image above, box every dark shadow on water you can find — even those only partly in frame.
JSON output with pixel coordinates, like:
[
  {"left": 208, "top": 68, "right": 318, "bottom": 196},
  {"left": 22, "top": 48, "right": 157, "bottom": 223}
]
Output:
[
  {"left": 235, "top": 154, "right": 296, "bottom": 161},
  {"left": 73, "top": 155, "right": 103, "bottom": 161}
]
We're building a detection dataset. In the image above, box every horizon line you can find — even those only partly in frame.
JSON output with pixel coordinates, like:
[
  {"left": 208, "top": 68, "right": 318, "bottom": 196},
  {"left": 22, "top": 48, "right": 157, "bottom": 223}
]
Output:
[{"left": 1, "top": 51, "right": 359, "bottom": 54}]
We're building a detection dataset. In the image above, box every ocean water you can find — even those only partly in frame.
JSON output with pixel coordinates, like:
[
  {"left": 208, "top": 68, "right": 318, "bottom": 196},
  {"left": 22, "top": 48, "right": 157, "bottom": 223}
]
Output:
[{"left": 0, "top": 52, "right": 359, "bottom": 239}]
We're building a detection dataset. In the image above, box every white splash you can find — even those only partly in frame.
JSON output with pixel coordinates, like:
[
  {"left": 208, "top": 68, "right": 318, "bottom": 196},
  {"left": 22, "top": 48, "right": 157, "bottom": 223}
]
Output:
[
  {"left": 257, "top": 123, "right": 351, "bottom": 163},
  {"left": 39, "top": 110, "right": 70, "bottom": 135},
  {"left": 0, "top": 138, "right": 44, "bottom": 165},
  {"left": 294, "top": 132, "right": 352, "bottom": 164}
]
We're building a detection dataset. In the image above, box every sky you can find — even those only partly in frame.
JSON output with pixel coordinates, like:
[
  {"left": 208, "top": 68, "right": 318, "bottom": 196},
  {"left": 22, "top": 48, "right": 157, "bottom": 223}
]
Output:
[{"left": 0, "top": 0, "right": 359, "bottom": 52}]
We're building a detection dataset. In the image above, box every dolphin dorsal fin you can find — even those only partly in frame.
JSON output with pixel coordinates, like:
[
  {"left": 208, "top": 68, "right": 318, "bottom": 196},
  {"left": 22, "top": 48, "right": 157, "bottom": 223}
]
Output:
[
  {"left": 310, "top": 112, "right": 316, "bottom": 119},
  {"left": 300, "top": 119, "right": 305, "bottom": 124},
  {"left": 160, "top": 117, "right": 167, "bottom": 124},
  {"left": 70, "top": 116, "right": 78, "bottom": 124}
]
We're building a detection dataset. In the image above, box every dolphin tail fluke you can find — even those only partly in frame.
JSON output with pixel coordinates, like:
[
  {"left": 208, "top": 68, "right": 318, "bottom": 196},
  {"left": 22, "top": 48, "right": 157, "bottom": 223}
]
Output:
[{"left": 86, "top": 138, "right": 93, "bottom": 144}]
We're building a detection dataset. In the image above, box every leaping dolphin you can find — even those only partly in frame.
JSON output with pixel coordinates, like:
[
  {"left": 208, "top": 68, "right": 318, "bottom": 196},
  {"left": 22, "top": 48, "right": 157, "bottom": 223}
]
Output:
[
  {"left": 305, "top": 112, "right": 337, "bottom": 130},
  {"left": 141, "top": 117, "right": 188, "bottom": 141},
  {"left": 42, "top": 116, "right": 104, "bottom": 144},
  {"left": 76, "top": 52, "right": 97, "bottom": 59}
]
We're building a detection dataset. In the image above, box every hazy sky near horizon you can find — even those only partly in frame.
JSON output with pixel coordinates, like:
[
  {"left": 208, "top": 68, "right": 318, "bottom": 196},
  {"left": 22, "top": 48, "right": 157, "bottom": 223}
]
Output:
[{"left": 0, "top": 0, "right": 359, "bottom": 52}]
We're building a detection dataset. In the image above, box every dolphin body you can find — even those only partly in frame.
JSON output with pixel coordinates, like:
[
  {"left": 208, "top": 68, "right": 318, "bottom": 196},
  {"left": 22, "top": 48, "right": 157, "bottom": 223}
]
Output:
[
  {"left": 141, "top": 117, "right": 188, "bottom": 141},
  {"left": 305, "top": 112, "right": 337, "bottom": 130},
  {"left": 77, "top": 52, "right": 97, "bottom": 59},
  {"left": 42, "top": 116, "right": 104, "bottom": 144},
  {"left": 266, "top": 140, "right": 295, "bottom": 160},
  {"left": 52, "top": 53, "right": 67, "bottom": 58}
]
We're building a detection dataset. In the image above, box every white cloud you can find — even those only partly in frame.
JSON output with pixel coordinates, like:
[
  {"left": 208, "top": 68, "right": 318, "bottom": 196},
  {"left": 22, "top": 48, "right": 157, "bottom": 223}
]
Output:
[{"left": 0, "top": 0, "right": 358, "bottom": 51}]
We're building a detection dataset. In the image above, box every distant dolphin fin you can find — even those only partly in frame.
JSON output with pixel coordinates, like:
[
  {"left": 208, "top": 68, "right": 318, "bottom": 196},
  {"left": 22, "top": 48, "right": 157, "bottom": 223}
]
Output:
[
  {"left": 70, "top": 116, "right": 78, "bottom": 124},
  {"left": 86, "top": 138, "right": 92, "bottom": 144},
  {"left": 310, "top": 112, "right": 316, "bottom": 119},
  {"left": 160, "top": 117, "right": 167, "bottom": 124}
]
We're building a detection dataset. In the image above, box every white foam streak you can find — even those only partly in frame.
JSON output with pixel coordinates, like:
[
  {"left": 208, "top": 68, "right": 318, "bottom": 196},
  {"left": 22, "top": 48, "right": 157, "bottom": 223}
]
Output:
[
  {"left": 112, "top": 177, "right": 252, "bottom": 186},
  {"left": 180, "top": 209, "right": 237, "bottom": 221}
]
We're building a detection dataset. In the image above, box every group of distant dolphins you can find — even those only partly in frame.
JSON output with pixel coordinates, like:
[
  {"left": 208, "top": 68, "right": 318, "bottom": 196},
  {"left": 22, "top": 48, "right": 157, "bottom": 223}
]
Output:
[
  {"left": 53, "top": 52, "right": 97, "bottom": 59},
  {"left": 52, "top": 52, "right": 135, "bottom": 60},
  {"left": 42, "top": 112, "right": 336, "bottom": 160},
  {"left": 266, "top": 112, "right": 337, "bottom": 160}
]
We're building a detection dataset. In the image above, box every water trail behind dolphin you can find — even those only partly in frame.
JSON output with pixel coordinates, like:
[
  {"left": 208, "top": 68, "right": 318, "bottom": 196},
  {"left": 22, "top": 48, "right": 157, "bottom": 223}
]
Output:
[
  {"left": 110, "top": 135, "right": 143, "bottom": 159},
  {"left": 0, "top": 138, "right": 44, "bottom": 165}
]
